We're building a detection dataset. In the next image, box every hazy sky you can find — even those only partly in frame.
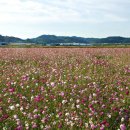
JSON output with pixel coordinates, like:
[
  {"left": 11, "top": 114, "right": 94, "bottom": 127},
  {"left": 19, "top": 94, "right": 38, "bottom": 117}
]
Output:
[{"left": 0, "top": 0, "right": 130, "bottom": 39}]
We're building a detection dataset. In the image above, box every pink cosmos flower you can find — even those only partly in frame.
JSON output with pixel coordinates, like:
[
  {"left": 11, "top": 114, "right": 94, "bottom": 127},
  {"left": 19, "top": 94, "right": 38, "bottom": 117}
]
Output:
[
  {"left": 34, "top": 95, "right": 41, "bottom": 102},
  {"left": 51, "top": 82, "right": 55, "bottom": 87},
  {"left": 9, "top": 88, "right": 15, "bottom": 92},
  {"left": 15, "top": 125, "right": 23, "bottom": 130},
  {"left": 126, "top": 90, "right": 129, "bottom": 95},
  {"left": 60, "top": 92, "right": 64, "bottom": 97},
  {"left": 58, "top": 112, "right": 62, "bottom": 117},
  {"left": 91, "top": 124, "right": 96, "bottom": 130},
  {"left": 120, "top": 124, "right": 126, "bottom": 130}
]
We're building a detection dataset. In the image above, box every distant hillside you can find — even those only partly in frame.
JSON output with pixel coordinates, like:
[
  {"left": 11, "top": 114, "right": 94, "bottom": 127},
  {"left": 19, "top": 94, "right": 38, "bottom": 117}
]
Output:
[
  {"left": 97, "top": 36, "right": 130, "bottom": 43},
  {"left": 0, "top": 35, "right": 24, "bottom": 44},
  {"left": 29, "top": 35, "right": 130, "bottom": 45},
  {"left": 0, "top": 34, "right": 130, "bottom": 46},
  {"left": 30, "top": 35, "right": 88, "bottom": 45}
]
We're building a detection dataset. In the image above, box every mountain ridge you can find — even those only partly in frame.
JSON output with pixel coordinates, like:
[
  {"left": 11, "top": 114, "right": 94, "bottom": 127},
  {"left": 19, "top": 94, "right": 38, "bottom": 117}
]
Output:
[{"left": 0, "top": 34, "right": 130, "bottom": 45}]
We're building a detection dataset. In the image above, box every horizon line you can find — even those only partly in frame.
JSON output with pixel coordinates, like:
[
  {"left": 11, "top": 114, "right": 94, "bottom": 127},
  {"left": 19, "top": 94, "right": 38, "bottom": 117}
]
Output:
[{"left": 1, "top": 33, "right": 130, "bottom": 40}]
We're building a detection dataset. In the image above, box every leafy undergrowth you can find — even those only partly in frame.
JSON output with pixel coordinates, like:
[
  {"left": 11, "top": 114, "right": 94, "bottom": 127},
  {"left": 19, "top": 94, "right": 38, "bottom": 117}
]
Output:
[{"left": 0, "top": 48, "right": 130, "bottom": 130}]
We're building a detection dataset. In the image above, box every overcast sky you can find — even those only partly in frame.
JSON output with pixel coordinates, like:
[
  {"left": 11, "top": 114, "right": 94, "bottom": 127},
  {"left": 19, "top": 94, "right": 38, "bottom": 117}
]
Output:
[{"left": 0, "top": 0, "right": 130, "bottom": 39}]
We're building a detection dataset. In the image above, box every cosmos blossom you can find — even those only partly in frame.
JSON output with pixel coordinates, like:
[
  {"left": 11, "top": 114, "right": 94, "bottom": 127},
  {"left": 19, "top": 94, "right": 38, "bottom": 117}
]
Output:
[{"left": 0, "top": 48, "right": 129, "bottom": 129}]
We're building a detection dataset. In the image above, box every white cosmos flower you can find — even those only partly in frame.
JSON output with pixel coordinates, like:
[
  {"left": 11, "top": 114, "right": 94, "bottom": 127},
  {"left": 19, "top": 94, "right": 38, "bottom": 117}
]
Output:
[
  {"left": 108, "top": 114, "right": 111, "bottom": 118},
  {"left": 13, "top": 115, "right": 18, "bottom": 119},
  {"left": 76, "top": 105, "right": 80, "bottom": 108},
  {"left": 62, "top": 100, "right": 67, "bottom": 104},
  {"left": 71, "top": 103, "right": 75, "bottom": 109},
  {"left": 31, "top": 96, "right": 34, "bottom": 101},
  {"left": 70, "top": 122, "right": 74, "bottom": 127},
  {"left": 121, "top": 117, "right": 124, "bottom": 122},
  {"left": 9, "top": 105, "right": 15, "bottom": 110},
  {"left": 65, "top": 113, "right": 70, "bottom": 116},
  {"left": 16, "top": 104, "right": 20, "bottom": 107},
  {"left": 85, "top": 123, "right": 89, "bottom": 128},
  {"left": 93, "top": 93, "right": 97, "bottom": 97},
  {"left": 2, "top": 127, "right": 7, "bottom": 130},
  {"left": 27, "top": 85, "right": 30, "bottom": 88},
  {"left": 25, "top": 123, "right": 29, "bottom": 127},
  {"left": 70, "top": 98, "right": 73, "bottom": 102},
  {"left": 20, "top": 107, "right": 23, "bottom": 111},
  {"left": 76, "top": 99, "right": 80, "bottom": 103},
  {"left": 50, "top": 82, "right": 55, "bottom": 87}
]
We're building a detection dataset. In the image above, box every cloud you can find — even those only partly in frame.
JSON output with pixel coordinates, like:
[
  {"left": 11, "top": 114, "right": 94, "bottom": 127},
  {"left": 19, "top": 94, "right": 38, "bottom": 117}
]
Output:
[
  {"left": 0, "top": 0, "right": 130, "bottom": 38},
  {"left": 0, "top": 0, "right": 129, "bottom": 24}
]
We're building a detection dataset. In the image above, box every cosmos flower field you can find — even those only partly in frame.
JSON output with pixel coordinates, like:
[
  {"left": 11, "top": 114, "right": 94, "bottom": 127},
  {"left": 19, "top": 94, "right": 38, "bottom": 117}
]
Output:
[{"left": 0, "top": 48, "right": 130, "bottom": 130}]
